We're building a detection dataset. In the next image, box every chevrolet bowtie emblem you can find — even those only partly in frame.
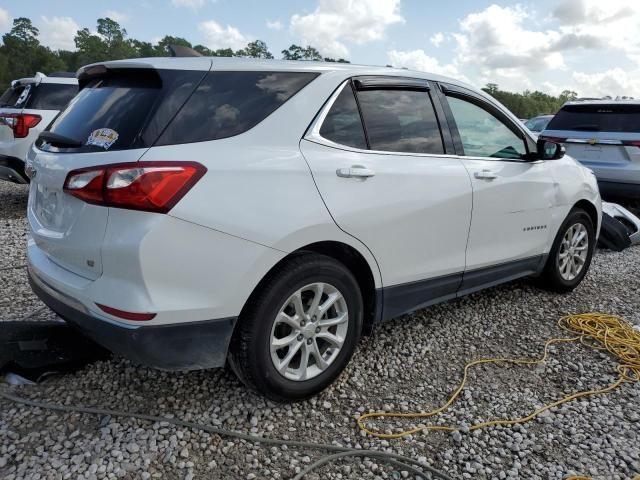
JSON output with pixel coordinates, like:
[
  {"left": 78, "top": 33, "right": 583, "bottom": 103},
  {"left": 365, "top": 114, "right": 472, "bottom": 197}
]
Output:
[{"left": 587, "top": 138, "right": 598, "bottom": 145}]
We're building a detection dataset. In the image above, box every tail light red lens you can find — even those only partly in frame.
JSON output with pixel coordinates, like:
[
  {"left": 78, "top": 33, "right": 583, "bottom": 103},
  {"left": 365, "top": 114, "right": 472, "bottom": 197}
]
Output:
[
  {"left": 623, "top": 140, "right": 640, "bottom": 148},
  {"left": 0, "top": 113, "right": 42, "bottom": 138},
  {"left": 96, "top": 303, "right": 156, "bottom": 321},
  {"left": 63, "top": 161, "right": 206, "bottom": 213}
]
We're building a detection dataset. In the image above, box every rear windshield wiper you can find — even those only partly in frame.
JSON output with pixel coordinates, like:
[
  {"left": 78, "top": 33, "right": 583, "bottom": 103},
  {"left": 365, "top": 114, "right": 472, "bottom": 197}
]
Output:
[{"left": 38, "top": 131, "right": 83, "bottom": 148}]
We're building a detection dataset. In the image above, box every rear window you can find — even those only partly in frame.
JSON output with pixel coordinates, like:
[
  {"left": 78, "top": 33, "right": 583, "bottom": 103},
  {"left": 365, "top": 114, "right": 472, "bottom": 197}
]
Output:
[
  {"left": 547, "top": 104, "right": 640, "bottom": 133},
  {"left": 25, "top": 83, "right": 78, "bottom": 110},
  {"left": 0, "top": 83, "right": 78, "bottom": 110},
  {"left": 155, "top": 71, "right": 318, "bottom": 146},
  {"left": 40, "top": 69, "right": 206, "bottom": 152},
  {"left": 0, "top": 85, "right": 27, "bottom": 108}
]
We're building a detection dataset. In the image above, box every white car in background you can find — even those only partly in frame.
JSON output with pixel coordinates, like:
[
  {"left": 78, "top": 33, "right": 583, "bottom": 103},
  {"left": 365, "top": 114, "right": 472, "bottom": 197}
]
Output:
[
  {"left": 0, "top": 72, "right": 78, "bottom": 183},
  {"left": 26, "top": 58, "right": 601, "bottom": 400}
]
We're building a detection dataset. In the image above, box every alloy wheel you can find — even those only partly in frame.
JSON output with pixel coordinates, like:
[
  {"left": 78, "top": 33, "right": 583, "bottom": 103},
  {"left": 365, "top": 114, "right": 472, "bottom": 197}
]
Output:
[
  {"left": 557, "top": 222, "right": 589, "bottom": 281},
  {"left": 270, "top": 282, "right": 349, "bottom": 381}
]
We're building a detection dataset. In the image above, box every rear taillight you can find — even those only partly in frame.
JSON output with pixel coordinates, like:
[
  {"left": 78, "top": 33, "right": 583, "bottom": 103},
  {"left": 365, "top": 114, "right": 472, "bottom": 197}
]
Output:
[
  {"left": 63, "top": 161, "right": 206, "bottom": 213},
  {"left": 539, "top": 135, "right": 567, "bottom": 143},
  {"left": 0, "top": 113, "right": 42, "bottom": 138},
  {"left": 623, "top": 140, "right": 640, "bottom": 148}
]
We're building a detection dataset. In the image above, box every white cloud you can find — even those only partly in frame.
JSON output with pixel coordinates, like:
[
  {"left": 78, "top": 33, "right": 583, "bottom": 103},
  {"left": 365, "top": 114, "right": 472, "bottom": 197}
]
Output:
[
  {"left": 572, "top": 68, "right": 640, "bottom": 98},
  {"left": 290, "top": 0, "right": 404, "bottom": 59},
  {"left": 171, "top": 0, "right": 205, "bottom": 8},
  {"left": 430, "top": 32, "right": 444, "bottom": 48},
  {"left": 387, "top": 49, "right": 466, "bottom": 81},
  {"left": 104, "top": 10, "right": 129, "bottom": 23},
  {"left": 266, "top": 19, "right": 283, "bottom": 31},
  {"left": 198, "top": 20, "right": 251, "bottom": 50},
  {"left": 37, "top": 16, "right": 79, "bottom": 51},
  {"left": 0, "top": 8, "right": 11, "bottom": 32}
]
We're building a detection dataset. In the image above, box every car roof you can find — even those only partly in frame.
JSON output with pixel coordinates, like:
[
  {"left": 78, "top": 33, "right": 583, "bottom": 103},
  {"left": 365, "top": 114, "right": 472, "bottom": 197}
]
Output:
[{"left": 81, "top": 56, "right": 476, "bottom": 91}]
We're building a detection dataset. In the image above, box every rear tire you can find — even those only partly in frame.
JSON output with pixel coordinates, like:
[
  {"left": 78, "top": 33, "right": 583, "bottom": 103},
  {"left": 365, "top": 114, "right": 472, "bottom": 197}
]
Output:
[
  {"left": 537, "top": 208, "right": 595, "bottom": 293},
  {"left": 228, "top": 253, "right": 363, "bottom": 402}
]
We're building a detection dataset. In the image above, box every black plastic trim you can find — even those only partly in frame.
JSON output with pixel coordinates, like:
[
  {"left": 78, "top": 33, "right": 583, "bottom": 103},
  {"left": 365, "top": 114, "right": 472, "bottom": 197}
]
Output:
[
  {"left": 381, "top": 272, "right": 462, "bottom": 321},
  {"left": 28, "top": 268, "right": 236, "bottom": 371},
  {"left": 0, "top": 154, "right": 29, "bottom": 184},
  {"left": 597, "top": 180, "right": 640, "bottom": 200},
  {"left": 374, "top": 255, "right": 546, "bottom": 324},
  {"left": 353, "top": 76, "right": 430, "bottom": 91}
]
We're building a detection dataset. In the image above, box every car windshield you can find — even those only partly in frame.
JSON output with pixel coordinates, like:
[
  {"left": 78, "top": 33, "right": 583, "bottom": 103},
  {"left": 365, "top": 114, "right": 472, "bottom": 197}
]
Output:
[{"left": 546, "top": 104, "right": 640, "bottom": 132}]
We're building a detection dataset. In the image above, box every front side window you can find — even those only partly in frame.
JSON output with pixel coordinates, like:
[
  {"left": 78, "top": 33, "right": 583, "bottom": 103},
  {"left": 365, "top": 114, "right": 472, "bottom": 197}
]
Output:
[
  {"left": 357, "top": 89, "right": 444, "bottom": 154},
  {"left": 447, "top": 96, "right": 527, "bottom": 159},
  {"left": 319, "top": 84, "right": 367, "bottom": 149}
]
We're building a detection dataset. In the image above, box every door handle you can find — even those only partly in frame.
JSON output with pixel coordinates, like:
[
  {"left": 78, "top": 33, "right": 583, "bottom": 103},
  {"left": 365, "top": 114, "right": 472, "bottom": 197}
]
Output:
[
  {"left": 336, "top": 165, "right": 376, "bottom": 179},
  {"left": 474, "top": 169, "right": 498, "bottom": 180}
]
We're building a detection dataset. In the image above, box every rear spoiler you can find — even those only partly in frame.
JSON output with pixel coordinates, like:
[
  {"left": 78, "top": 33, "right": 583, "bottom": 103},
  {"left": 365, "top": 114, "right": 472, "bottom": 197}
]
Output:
[{"left": 10, "top": 72, "right": 47, "bottom": 89}]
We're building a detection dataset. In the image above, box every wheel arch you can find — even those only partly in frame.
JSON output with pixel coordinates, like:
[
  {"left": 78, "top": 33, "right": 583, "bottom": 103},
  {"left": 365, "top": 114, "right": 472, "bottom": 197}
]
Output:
[
  {"left": 238, "top": 240, "right": 380, "bottom": 336},
  {"left": 572, "top": 199, "right": 599, "bottom": 233}
]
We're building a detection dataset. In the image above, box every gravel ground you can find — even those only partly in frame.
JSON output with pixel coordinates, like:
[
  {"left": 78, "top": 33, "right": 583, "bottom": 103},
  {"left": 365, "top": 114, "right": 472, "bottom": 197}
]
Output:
[{"left": 1, "top": 180, "right": 639, "bottom": 480}]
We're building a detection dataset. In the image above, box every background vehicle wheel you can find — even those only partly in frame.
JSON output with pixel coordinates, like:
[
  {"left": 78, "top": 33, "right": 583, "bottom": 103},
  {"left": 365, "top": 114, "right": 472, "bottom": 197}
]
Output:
[
  {"left": 228, "top": 253, "right": 363, "bottom": 401},
  {"left": 537, "top": 208, "right": 595, "bottom": 293}
]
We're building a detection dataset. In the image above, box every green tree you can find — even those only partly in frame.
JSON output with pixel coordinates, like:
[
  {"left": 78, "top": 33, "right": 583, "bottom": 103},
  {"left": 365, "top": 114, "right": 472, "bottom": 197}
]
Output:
[
  {"left": 154, "top": 35, "right": 192, "bottom": 56},
  {"left": 236, "top": 40, "right": 273, "bottom": 59},
  {"left": 281, "top": 44, "right": 323, "bottom": 61}
]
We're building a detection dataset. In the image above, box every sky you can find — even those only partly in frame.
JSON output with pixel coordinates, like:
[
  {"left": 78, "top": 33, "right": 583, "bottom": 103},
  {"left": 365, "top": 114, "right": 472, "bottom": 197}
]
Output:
[{"left": 1, "top": 0, "right": 640, "bottom": 97}]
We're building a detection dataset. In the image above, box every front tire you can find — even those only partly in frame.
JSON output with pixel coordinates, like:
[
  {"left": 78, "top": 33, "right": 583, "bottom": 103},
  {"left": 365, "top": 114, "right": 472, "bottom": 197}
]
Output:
[
  {"left": 538, "top": 208, "right": 595, "bottom": 293},
  {"left": 228, "top": 253, "right": 363, "bottom": 401}
]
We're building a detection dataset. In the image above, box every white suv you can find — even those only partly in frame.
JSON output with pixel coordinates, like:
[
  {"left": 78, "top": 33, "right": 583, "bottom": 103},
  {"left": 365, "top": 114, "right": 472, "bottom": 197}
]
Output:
[
  {"left": 26, "top": 58, "right": 601, "bottom": 400},
  {"left": 0, "top": 72, "right": 78, "bottom": 183}
]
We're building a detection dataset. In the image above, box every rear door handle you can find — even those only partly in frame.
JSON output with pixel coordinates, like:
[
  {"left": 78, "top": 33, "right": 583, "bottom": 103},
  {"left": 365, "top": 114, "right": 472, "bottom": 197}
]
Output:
[
  {"left": 336, "top": 165, "right": 376, "bottom": 179},
  {"left": 474, "top": 169, "right": 498, "bottom": 180}
]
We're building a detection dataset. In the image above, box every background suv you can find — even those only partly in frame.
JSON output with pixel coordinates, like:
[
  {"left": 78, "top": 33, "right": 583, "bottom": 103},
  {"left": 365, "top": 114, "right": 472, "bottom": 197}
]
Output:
[
  {"left": 541, "top": 100, "right": 640, "bottom": 199},
  {"left": 0, "top": 72, "right": 78, "bottom": 183},
  {"left": 524, "top": 114, "right": 554, "bottom": 133},
  {"left": 26, "top": 58, "right": 601, "bottom": 400}
]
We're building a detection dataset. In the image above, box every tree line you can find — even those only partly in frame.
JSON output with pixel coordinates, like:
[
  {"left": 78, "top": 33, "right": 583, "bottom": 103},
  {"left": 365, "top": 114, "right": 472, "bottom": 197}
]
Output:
[{"left": 1, "top": 16, "right": 577, "bottom": 118}]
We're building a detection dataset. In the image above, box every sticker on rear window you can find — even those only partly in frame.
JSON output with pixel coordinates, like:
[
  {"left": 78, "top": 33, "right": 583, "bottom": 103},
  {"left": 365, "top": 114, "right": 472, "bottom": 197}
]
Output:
[{"left": 87, "top": 128, "right": 119, "bottom": 150}]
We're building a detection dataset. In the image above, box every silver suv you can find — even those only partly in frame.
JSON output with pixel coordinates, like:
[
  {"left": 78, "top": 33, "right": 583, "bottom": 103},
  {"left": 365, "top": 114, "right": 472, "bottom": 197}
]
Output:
[{"left": 541, "top": 100, "right": 640, "bottom": 199}]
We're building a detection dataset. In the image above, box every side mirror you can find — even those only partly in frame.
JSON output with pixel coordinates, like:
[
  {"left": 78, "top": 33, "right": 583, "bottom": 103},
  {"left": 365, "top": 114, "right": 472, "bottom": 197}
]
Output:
[{"left": 537, "top": 138, "right": 565, "bottom": 160}]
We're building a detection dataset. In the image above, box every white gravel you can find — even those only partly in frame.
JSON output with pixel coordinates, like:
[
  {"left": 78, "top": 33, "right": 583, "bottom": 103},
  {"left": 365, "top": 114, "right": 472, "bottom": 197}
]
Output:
[{"left": 1, "top": 180, "right": 639, "bottom": 480}]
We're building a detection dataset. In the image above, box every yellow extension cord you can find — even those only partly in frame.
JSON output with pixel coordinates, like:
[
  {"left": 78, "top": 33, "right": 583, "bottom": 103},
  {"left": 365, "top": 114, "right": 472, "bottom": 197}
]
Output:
[{"left": 356, "top": 313, "right": 640, "bottom": 479}]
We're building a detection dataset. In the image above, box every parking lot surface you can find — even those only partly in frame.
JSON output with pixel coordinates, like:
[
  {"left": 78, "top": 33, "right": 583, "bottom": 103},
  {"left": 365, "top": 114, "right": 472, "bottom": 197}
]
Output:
[{"left": 1, "top": 181, "right": 639, "bottom": 480}]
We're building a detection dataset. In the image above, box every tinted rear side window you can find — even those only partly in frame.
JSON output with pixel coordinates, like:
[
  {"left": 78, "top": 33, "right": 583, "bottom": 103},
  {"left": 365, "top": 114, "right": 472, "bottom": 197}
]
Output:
[
  {"left": 356, "top": 89, "right": 444, "bottom": 154},
  {"left": 156, "top": 71, "right": 318, "bottom": 146},
  {"left": 41, "top": 69, "right": 205, "bottom": 152},
  {"left": 547, "top": 104, "right": 640, "bottom": 133},
  {"left": 26, "top": 84, "right": 79, "bottom": 110},
  {"left": 319, "top": 84, "right": 367, "bottom": 149}
]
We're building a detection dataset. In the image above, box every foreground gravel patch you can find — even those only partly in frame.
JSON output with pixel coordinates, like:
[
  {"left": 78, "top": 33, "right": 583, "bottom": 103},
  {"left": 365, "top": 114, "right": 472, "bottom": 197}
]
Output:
[{"left": 1, "top": 182, "right": 639, "bottom": 480}]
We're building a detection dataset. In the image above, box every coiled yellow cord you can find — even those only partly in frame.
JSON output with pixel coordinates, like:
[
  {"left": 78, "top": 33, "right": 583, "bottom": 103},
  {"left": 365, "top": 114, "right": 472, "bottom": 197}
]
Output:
[{"left": 357, "top": 313, "right": 640, "bottom": 477}]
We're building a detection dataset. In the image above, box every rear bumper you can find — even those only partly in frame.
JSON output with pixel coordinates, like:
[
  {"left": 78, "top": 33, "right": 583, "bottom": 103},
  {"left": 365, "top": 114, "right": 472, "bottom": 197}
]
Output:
[
  {"left": 0, "top": 154, "right": 28, "bottom": 184},
  {"left": 598, "top": 180, "right": 640, "bottom": 200},
  {"left": 28, "top": 265, "right": 236, "bottom": 371}
]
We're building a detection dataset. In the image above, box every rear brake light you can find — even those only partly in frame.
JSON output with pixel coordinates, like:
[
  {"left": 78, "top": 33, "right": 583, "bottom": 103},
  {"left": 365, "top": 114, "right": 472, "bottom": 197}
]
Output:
[
  {"left": 539, "top": 135, "right": 567, "bottom": 143},
  {"left": 0, "top": 113, "right": 42, "bottom": 138},
  {"left": 96, "top": 303, "right": 156, "bottom": 321},
  {"left": 623, "top": 140, "right": 640, "bottom": 148},
  {"left": 63, "top": 161, "right": 206, "bottom": 213}
]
